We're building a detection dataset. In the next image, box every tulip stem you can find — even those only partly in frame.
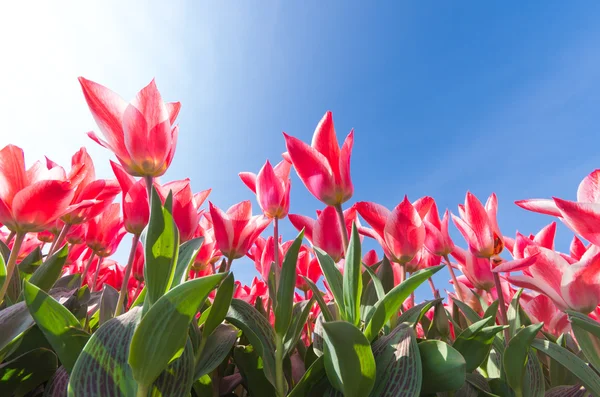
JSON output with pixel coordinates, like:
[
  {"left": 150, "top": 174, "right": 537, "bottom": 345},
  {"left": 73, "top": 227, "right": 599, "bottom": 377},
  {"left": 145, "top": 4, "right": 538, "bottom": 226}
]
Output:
[
  {"left": 136, "top": 384, "right": 149, "bottom": 397},
  {"left": 114, "top": 234, "right": 140, "bottom": 317},
  {"left": 224, "top": 257, "right": 233, "bottom": 273},
  {"left": 81, "top": 252, "right": 96, "bottom": 286},
  {"left": 398, "top": 264, "right": 406, "bottom": 283},
  {"left": 428, "top": 278, "right": 440, "bottom": 299},
  {"left": 334, "top": 204, "right": 349, "bottom": 253},
  {"left": 273, "top": 218, "right": 280, "bottom": 292},
  {"left": 91, "top": 256, "right": 104, "bottom": 292},
  {"left": 492, "top": 268, "right": 510, "bottom": 344},
  {"left": 0, "top": 232, "right": 25, "bottom": 304},
  {"left": 144, "top": 176, "right": 154, "bottom": 202},
  {"left": 5, "top": 231, "right": 15, "bottom": 245},
  {"left": 275, "top": 334, "right": 286, "bottom": 397},
  {"left": 134, "top": 279, "right": 143, "bottom": 300},
  {"left": 49, "top": 223, "right": 71, "bottom": 257},
  {"left": 443, "top": 255, "right": 465, "bottom": 303}
]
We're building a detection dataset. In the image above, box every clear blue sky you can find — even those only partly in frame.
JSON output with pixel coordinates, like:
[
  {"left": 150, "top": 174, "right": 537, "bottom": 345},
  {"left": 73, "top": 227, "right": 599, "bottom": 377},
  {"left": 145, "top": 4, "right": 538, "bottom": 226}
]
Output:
[{"left": 2, "top": 2, "right": 600, "bottom": 299}]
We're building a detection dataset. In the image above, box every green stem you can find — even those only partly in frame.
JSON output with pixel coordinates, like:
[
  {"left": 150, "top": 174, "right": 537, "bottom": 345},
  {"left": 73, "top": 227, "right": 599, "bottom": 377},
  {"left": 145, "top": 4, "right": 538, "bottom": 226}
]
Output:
[
  {"left": 144, "top": 176, "right": 154, "bottom": 203},
  {"left": 443, "top": 254, "right": 465, "bottom": 303},
  {"left": 0, "top": 232, "right": 25, "bottom": 304},
  {"left": 136, "top": 383, "right": 149, "bottom": 397},
  {"left": 223, "top": 257, "right": 233, "bottom": 273},
  {"left": 49, "top": 223, "right": 71, "bottom": 256},
  {"left": 492, "top": 266, "right": 510, "bottom": 344},
  {"left": 334, "top": 204, "right": 349, "bottom": 253},
  {"left": 428, "top": 277, "right": 440, "bottom": 299},
  {"left": 275, "top": 335, "right": 286, "bottom": 397},
  {"left": 114, "top": 234, "right": 140, "bottom": 317}
]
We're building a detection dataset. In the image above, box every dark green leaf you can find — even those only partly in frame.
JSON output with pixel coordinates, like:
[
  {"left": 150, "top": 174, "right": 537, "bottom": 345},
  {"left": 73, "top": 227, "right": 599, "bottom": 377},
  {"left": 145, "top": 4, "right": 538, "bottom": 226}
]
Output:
[
  {"left": 43, "top": 366, "right": 69, "bottom": 397},
  {"left": 322, "top": 321, "right": 376, "bottom": 397},
  {"left": 418, "top": 340, "right": 466, "bottom": 394},
  {"left": 0, "top": 348, "right": 57, "bottom": 396},
  {"left": 343, "top": 223, "right": 362, "bottom": 326},
  {"left": 275, "top": 229, "right": 304, "bottom": 336},
  {"left": 504, "top": 323, "right": 543, "bottom": 395},
  {"left": 53, "top": 274, "right": 81, "bottom": 290},
  {"left": 203, "top": 272, "right": 234, "bottom": 339},
  {"left": 453, "top": 317, "right": 507, "bottom": 373},
  {"left": 150, "top": 339, "right": 195, "bottom": 397},
  {"left": 288, "top": 356, "right": 327, "bottom": 397},
  {"left": 569, "top": 311, "right": 600, "bottom": 371},
  {"left": 284, "top": 298, "right": 315, "bottom": 355},
  {"left": 545, "top": 385, "right": 592, "bottom": 397},
  {"left": 171, "top": 237, "right": 204, "bottom": 289},
  {"left": 195, "top": 323, "right": 237, "bottom": 379},
  {"left": 522, "top": 350, "right": 545, "bottom": 397},
  {"left": 315, "top": 247, "right": 345, "bottom": 319},
  {"left": 28, "top": 244, "right": 69, "bottom": 292},
  {"left": 303, "top": 276, "right": 334, "bottom": 322},
  {"left": 507, "top": 288, "right": 525, "bottom": 337},
  {"left": 99, "top": 284, "right": 119, "bottom": 326},
  {"left": 397, "top": 299, "right": 440, "bottom": 326},
  {"left": 234, "top": 345, "right": 277, "bottom": 396}
]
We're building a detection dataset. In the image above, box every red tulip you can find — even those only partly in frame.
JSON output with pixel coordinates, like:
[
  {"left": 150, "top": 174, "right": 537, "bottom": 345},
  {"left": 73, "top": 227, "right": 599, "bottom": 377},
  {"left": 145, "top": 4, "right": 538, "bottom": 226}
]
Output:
[
  {"left": 132, "top": 240, "right": 145, "bottom": 282},
  {"left": 0, "top": 145, "right": 80, "bottom": 232},
  {"left": 85, "top": 203, "right": 125, "bottom": 257},
  {"left": 362, "top": 250, "right": 380, "bottom": 267},
  {"left": 79, "top": 77, "right": 180, "bottom": 177},
  {"left": 450, "top": 246, "right": 495, "bottom": 290},
  {"left": 288, "top": 205, "right": 357, "bottom": 262},
  {"left": 249, "top": 236, "right": 283, "bottom": 281},
  {"left": 209, "top": 201, "right": 271, "bottom": 260},
  {"left": 570, "top": 235, "right": 588, "bottom": 260},
  {"left": 159, "top": 180, "right": 210, "bottom": 242},
  {"left": 423, "top": 201, "right": 454, "bottom": 256},
  {"left": 192, "top": 215, "right": 221, "bottom": 271},
  {"left": 111, "top": 161, "right": 150, "bottom": 235},
  {"left": 521, "top": 293, "right": 570, "bottom": 336},
  {"left": 452, "top": 192, "right": 503, "bottom": 258},
  {"left": 65, "top": 223, "right": 87, "bottom": 245},
  {"left": 356, "top": 196, "right": 430, "bottom": 264},
  {"left": 233, "top": 277, "right": 268, "bottom": 307},
  {"left": 88, "top": 259, "right": 124, "bottom": 291},
  {"left": 283, "top": 111, "right": 354, "bottom": 206},
  {"left": 405, "top": 247, "right": 442, "bottom": 273},
  {"left": 516, "top": 170, "right": 600, "bottom": 246},
  {"left": 295, "top": 247, "right": 321, "bottom": 291},
  {"left": 240, "top": 159, "right": 291, "bottom": 219}
]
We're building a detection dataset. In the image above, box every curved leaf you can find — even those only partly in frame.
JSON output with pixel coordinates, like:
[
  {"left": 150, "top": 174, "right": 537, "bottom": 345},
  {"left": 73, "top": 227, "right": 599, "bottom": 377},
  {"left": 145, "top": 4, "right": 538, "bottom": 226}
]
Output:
[
  {"left": 284, "top": 298, "right": 315, "bottom": 355},
  {"left": 195, "top": 323, "right": 238, "bottom": 379},
  {"left": 418, "top": 340, "right": 466, "bottom": 394},
  {"left": 43, "top": 365, "right": 69, "bottom": 397},
  {"left": 151, "top": 339, "right": 195, "bottom": 397},
  {"left": 343, "top": 223, "right": 362, "bottom": 326},
  {"left": 504, "top": 323, "right": 543, "bottom": 395},
  {"left": 203, "top": 272, "right": 234, "bottom": 338},
  {"left": 275, "top": 229, "right": 304, "bottom": 335},
  {"left": 171, "top": 237, "right": 204, "bottom": 288},
  {"left": 28, "top": 244, "right": 69, "bottom": 292},
  {"left": 315, "top": 247, "right": 345, "bottom": 319},
  {"left": 569, "top": 311, "right": 600, "bottom": 371},
  {"left": 453, "top": 317, "right": 507, "bottom": 373},
  {"left": 0, "top": 347, "right": 57, "bottom": 396}
]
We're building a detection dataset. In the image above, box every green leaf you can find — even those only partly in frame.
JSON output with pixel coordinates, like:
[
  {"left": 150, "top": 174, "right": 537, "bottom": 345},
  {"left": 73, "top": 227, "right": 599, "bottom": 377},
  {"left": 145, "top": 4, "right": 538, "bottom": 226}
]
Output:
[
  {"left": 275, "top": 229, "right": 304, "bottom": 336},
  {"left": 396, "top": 298, "right": 440, "bottom": 326},
  {"left": 343, "top": 223, "right": 362, "bottom": 326},
  {"left": 545, "top": 385, "right": 593, "bottom": 397},
  {"left": 18, "top": 246, "right": 43, "bottom": 274},
  {"left": 203, "top": 272, "right": 234, "bottom": 339},
  {"left": 531, "top": 338, "right": 600, "bottom": 396},
  {"left": 195, "top": 323, "right": 237, "bottom": 379},
  {"left": 129, "top": 273, "right": 225, "bottom": 387},
  {"left": 143, "top": 188, "right": 180, "bottom": 307},
  {"left": 283, "top": 298, "right": 315, "bottom": 355},
  {"left": 418, "top": 340, "right": 466, "bottom": 394},
  {"left": 303, "top": 276, "right": 334, "bottom": 322},
  {"left": 364, "top": 264, "right": 444, "bottom": 341},
  {"left": 288, "top": 356, "right": 328, "bottom": 397},
  {"left": 44, "top": 365, "right": 70, "bottom": 397},
  {"left": 315, "top": 247, "right": 345, "bottom": 319},
  {"left": 99, "top": 284, "right": 119, "bottom": 326},
  {"left": 234, "top": 345, "right": 277, "bottom": 396},
  {"left": 22, "top": 280, "right": 89, "bottom": 373},
  {"left": 453, "top": 317, "right": 507, "bottom": 373},
  {"left": 569, "top": 311, "right": 600, "bottom": 371},
  {"left": 313, "top": 304, "right": 340, "bottom": 357},
  {"left": 0, "top": 348, "right": 57, "bottom": 396},
  {"left": 28, "top": 244, "right": 69, "bottom": 292},
  {"left": 522, "top": 350, "right": 545, "bottom": 397},
  {"left": 488, "top": 378, "right": 515, "bottom": 397},
  {"left": 322, "top": 321, "right": 376, "bottom": 397},
  {"left": 507, "top": 288, "right": 525, "bottom": 337},
  {"left": 53, "top": 274, "right": 81, "bottom": 290},
  {"left": 171, "top": 237, "right": 204, "bottom": 289},
  {"left": 370, "top": 323, "right": 422, "bottom": 396},
  {"left": 377, "top": 256, "right": 395, "bottom": 294},
  {"left": 150, "top": 339, "right": 195, "bottom": 397},
  {"left": 483, "top": 300, "right": 500, "bottom": 325},
  {"left": 226, "top": 298, "right": 277, "bottom": 388},
  {"left": 131, "top": 286, "right": 146, "bottom": 308},
  {"left": 504, "top": 323, "right": 543, "bottom": 395},
  {"left": 427, "top": 301, "right": 451, "bottom": 340},
  {"left": 0, "top": 301, "right": 34, "bottom": 353}
]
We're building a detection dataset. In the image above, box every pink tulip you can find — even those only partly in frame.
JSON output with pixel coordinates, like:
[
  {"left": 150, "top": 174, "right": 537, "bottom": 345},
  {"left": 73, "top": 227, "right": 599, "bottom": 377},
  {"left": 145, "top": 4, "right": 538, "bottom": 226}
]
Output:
[
  {"left": 355, "top": 196, "right": 430, "bottom": 264},
  {"left": 240, "top": 159, "right": 291, "bottom": 219},
  {"left": 209, "top": 201, "right": 271, "bottom": 260},
  {"left": 452, "top": 192, "right": 503, "bottom": 258},
  {"left": 424, "top": 201, "right": 454, "bottom": 256},
  {"left": 295, "top": 249, "right": 321, "bottom": 291},
  {"left": 159, "top": 180, "right": 210, "bottom": 242},
  {"left": 450, "top": 246, "right": 495, "bottom": 291},
  {"left": 405, "top": 247, "right": 442, "bottom": 273},
  {"left": 85, "top": 203, "right": 126, "bottom": 257},
  {"left": 111, "top": 161, "right": 151, "bottom": 236},
  {"left": 192, "top": 215, "right": 221, "bottom": 271},
  {"left": 288, "top": 206, "right": 358, "bottom": 262},
  {"left": 521, "top": 293, "right": 570, "bottom": 336},
  {"left": 570, "top": 235, "right": 588, "bottom": 260},
  {"left": 362, "top": 250, "right": 380, "bottom": 267},
  {"left": 249, "top": 236, "right": 283, "bottom": 281},
  {"left": 283, "top": 111, "right": 354, "bottom": 206},
  {"left": 79, "top": 77, "right": 180, "bottom": 177},
  {"left": 132, "top": 240, "right": 145, "bottom": 282}
]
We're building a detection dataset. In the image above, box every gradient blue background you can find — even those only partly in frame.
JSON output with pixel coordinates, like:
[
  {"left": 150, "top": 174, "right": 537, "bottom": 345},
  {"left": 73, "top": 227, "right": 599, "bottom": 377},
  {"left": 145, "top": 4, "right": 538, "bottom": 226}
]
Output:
[{"left": 3, "top": 2, "right": 600, "bottom": 300}]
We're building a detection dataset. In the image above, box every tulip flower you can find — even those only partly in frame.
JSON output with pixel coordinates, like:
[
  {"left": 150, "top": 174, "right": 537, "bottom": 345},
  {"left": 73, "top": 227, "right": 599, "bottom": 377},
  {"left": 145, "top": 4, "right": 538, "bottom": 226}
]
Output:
[
  {"left": 249, "top": 236, "right": 283, "bottom": 281},
  {"left": 283, "top": 111, "right": 353, "bottom": 207},
  {"left": 452, "top": 192, "right": 503, "bottom": 259},
  {"left": 85, "top": 203, "right": 125, "bottom": 258},
  {"left": 570, "top": 235, "right": 588, "bottom": 260},
  {"left": 132, "top": 240, "right": 145, "bottom": 282},
  {"left": 423, "top": 202, "right": 454, "bottom": 257},
  {"left": 356, "top": 196, "right": 431, "bottom": 266},
  {"left": 79, "top": 77, "right": 180, "bottom": 178},
  {"left": 111, "top": 161, "right": 151, "bottom": 235},
  {"left": 87, "top": 258, "right": 124, "bottom": 292},
  {"left": 521, "top": 293, "right": 570, "bottom": 336},
  {"left": 288, "top": 205, "right": 358, "bottom": 262},
  {"left": 192, "top": 215, "right": 222, "bottom": 272},
  {"left": 362, "top": 250, "right": 380, "bottom": 267},
  {"left": 516, "top": 169, "right": 600, "bottom": 246},
  {"left": 158, "top": 180, "right": 210, "bottom": 242},
  {"left": 240, "top": 159, "right": 291, "bottom": 219},
  {"left": 295, "top": 247, "right": 321, "bottom": 292},
  {"left": 209, "top": 201, "right": 271, "bottom": 267},
  {"left": 233, "top": 277, "right": 269, "bottom": 307}
]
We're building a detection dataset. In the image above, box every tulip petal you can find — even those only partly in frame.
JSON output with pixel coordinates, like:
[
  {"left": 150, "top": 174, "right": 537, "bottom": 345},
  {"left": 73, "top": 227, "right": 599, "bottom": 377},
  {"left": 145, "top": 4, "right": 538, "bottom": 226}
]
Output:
[
  {"left": 561, "top": 251, "right": 600, "bottom": 313},
  {"left": 554, "top": 197, "right": 600, "bottom": 246},
  {"left": 12, "top": 180, "right": 75, "bottom": 232},
  {"left": 492, "top": 254, "right": 539, "bottom": 273},
  {"left": 0, "top": 145, "right": 27, "bottom": 206},
  {"left": 514, "top": 199, "right": 561, "bottom": 217},
  {"left": 288, "top": 214, "right": 315, "bottom": 242},
  {"left": 570, "top": 235, "right": 587, "bottom": 260},
  {"left": 312, "top": 206, "right": 344, "bottom": 262},
  {"left": 273, "top": 159, "right": 292, "bottom": 181},
  {"left": 256, "top": 160, "right": 285, "bottom": 217},
  {"left": 383, "top": 197, "right": 425, "bottom": 263},
  {"left": 311, "top": 111, "right": 340, "bottom": 176},
  {"left": 166, "top": 102, "right": 181, "bottom": 125},
  {"left": 355, "top": 201, "right": 390, "bottom": 237},
  {"left": 194, "top": 189, "right": 211, "bottom": 209},
  {"left": 338, "top": 129, "right": 354, "bottom": 201},
  {"left": 239, "top": 172, "right": 257, "bottom": 193},
  {"left": 507, "top": 274, "right": 568, "bottom": 310},
  {"left": 209, "top": 202, "right": 234, "bottom": 257},
  {"left": 413, "top": 196, "right": 434, "bottom": 219},
  {"left": 577, "top": 169, "right": 600, "bottom": 204}
]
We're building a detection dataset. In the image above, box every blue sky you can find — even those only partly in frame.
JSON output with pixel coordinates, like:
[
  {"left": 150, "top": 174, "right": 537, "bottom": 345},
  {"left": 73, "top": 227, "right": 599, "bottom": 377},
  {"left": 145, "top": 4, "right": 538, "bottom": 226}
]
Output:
[{"left": 2, "top": 2, "right": 600, "bottom": 299}]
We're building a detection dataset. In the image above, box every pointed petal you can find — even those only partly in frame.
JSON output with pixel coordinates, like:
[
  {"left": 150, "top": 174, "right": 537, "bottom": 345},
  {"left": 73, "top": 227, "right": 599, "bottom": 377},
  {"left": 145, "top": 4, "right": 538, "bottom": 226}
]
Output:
[
  {"left": 288, "top": 214, "right": 315, "bottom": 242},
  {"left": 413, "top": 196, "right": 434, "bottom": 219},
  {"left": 0, "top": 145, "right": 27, "bottom": 206},
  {"left": 507, "top": 274, "right": 568, "bottom": 310},
  {"left": 239, "top": 172, "right": 257, "bottom": 193},
  {"left": 337, "top": 129, "right": 354, "bottom": 202},
  {"left": 226, "top": 200, "right": 252, "bottom": 221},
  {"left": 577, "top": 169, "right": 600, "bottom": 204},
  {"left": 515, "top": 199, "right": 561, "bottom": 217},
  {"left": 209, "top": 202, "right": 234, "bottom": 258},
  {"left": 256, "top": 160, "right": 285, "bottom": 218},
  {"left": 193, "top": 189, "right": 211, "bottom": 208},
  {"left": 570, "top": 235, "right": 587, "bottom": 260},
  {"left": 354, "top": 201, "right": 390, "bottom": 237},
  {"left": 12, "top": 180, "right": 75, "bottom": 232},
  {"left": 554, "top": 197, "right": 600, "bottom": 246},
  {"left": 310, "top": 111, "right": 340, "bottom": 176},
  {"left": 561, "top": 251, "right": 600, "bottom": 313},
  {"left": 492, "top": 254, "right": 539, "bottom": 273},
  {"left": 166, "top": 102, "right": 181, "bottom": 125},
  {"left": 110, "top": 160, "right": 135, "bottom": 193},
  {"left": 533, "top": 222, "right": 556, "bottom": 250},
  {"left": 383, "top": 197, "right": 425, "bottom": 263},
  {"left": 313, "top": 206, "right": 344, "bottom": 262},
  {"left": 273, "top": 159, "right": 292, "bottom": 181}
]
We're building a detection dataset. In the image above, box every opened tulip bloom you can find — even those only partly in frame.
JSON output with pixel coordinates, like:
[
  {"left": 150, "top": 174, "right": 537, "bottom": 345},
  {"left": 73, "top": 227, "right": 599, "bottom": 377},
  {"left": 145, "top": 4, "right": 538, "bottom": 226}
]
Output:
[
  {"left": 79, "top": 77, "right": 180, "bottom": 177},
  {"left": 424, "top": 201, "right": 454, "bottom": 256},
  {"left": 192, "top": 215, "right": 221, "bottom": 273},
  {"left": 158, "top": 179, "right": 210, "bottom": 242},
  {"left": 85, "top": 203, "right": 125, "bottom": 258},
  {"left": 516, "top": 170, "right": 600, "bottom": 246},
  {"left": 209, "top": 201, "right": 271, "bottom": 267},
  {"left": 283, "top": 111, "right": 353, "bottom": 206},
  {"left": 240, "top": 159, "right": 291, "bottom": 219},
  {"left": 111, "top": 161, "right": 150, "bottom": 236}
]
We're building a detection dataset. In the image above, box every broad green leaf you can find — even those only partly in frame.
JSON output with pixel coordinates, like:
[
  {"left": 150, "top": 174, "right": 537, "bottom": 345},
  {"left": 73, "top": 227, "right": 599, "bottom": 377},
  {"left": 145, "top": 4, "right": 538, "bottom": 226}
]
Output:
[
  {"left": 195, "top": 323, "right": 237, "bottom": 379},
  {"left": 28, "top": 244, "right": 69, "bottom": 292},
  {"left": 507, "top": 288, "right": 525, "bottom": 337},
  {"left": 396, "top": 298, "right": 440, "bottom": 326},
  {"left": 99, "top": 284, "right": 119, "bottom": 326},
  {"left": 44, "top": 365, "right": 69, "bottom": 397},
  {"left": 226, "top": 298, "right": 277, "bottom": 387},
  {"left": 532, "top": 338, "right": 600, "bottom": 396},
  {"left": 0, "top": 348, "right": 57, "bottom": 396},
  {"left": 18, "top": 246, "right": 43, "bottom": 274},
  {"left": 488, "top": 378, "right": 515, "bottom": 397},
  {"left": 504, "top": 323, "right": 543, "bottom": 395},
  {"left": 544, "top": 385, "right": 592, "bottom": 396},
  {"left": 0, "top": 301, "right": 34, "bottom": 352},
  {"left": 322, "top": 321, "right": 376, "bottom": 397},
  {"left": 465, "top": 372, "right": 496, "bottom": 395},
  {"left": 288, "top": 356, "right": 327, "bottom": 397},
  {"left": 550, "top": 334, "right": 577, "bottom": 387},
  {"left": 364, "top": 264, "right": 444, "bottom": 341},
  {"left": 234, "top": 345, "right": 277, "bottom": 396},
  {"left": 453, "top": 317, "right": 507, "bottom": 373},
  {"left": 370, "top": 323, "right": 422, "bottom": 396},
  {"left": 522, "top": 350, "right": 545, "bottom": 397},
  {"left": 143, "top": 188, "right": 180, "bottom": 307},
  {"left": 362, "top": 263, "right": 385, "bottom": 302},
  {"left": 569, "top": 311, "right": 600, "bottom": 371},
  {"left": 53, "top": 274, "right": 81, "bottom": 289},
  {"left": 129, "top": 273, "right": 225, "bottom": 387},
  {"left": 283, "top": 298, "right": 315, "bottom": 355},
  {"left": 171, "top": 237, "right": 204, "bottom": 289},
  {"left": 313, "top": 304, "right": 340, "bottom": 357},
  {"left": 275, "top": 229, "right": 304, "bottom": 336},
  {"left": 203, "top": 272, "right": 234, "bottom": 338},
  {"left": 150, "top": 339, "right": 195, "bottom": 397},
  {"left": 343, "top": 223, "right": 362, "bottom": 326},
  {"left": 131, "top": 286, "right": 146, "bottom": 308},
  {"left": 427, "top": 301, "right": 451, "bottom": 340},
  {"left": 418, "top": 340, "right": 466, "bottom": 394},
  {"left": 360, "top": 263, "right": 385, "bottom": 322},
  {"left": 303, "top": 276, "right": 334, "bottom": 322},
  {"left": 377, "top": 256, "right": 395, "bottom": 294},
  {"left": 483, "top": 300, "right": 500, "bottom": 325},
  {"left": 23, "top": 280, "right": 89, "bottom": 373},
  {"left": 314, "top": 247, "right": 345, "bottom": 319}
]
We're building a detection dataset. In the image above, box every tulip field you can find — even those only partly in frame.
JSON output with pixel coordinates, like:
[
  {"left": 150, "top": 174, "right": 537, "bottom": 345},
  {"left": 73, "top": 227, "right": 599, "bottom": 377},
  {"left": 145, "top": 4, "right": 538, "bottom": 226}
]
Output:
[{"left": 2, "top": 78, "right": 600, "bottom": 397}]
